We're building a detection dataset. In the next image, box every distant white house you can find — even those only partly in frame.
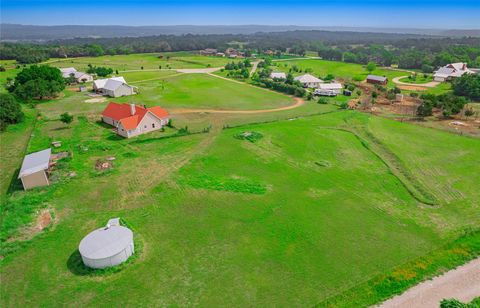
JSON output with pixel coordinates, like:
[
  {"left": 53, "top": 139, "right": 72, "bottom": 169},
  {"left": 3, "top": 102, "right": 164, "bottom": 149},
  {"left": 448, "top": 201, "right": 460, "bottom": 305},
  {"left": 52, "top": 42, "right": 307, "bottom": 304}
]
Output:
[
  {"left": 433, "top": 63, "right": 475, "bottom": 82},
  {"left": 294, "top": 74, "right": 324, "bottom": 88},
  {"left": 60, "top": 67, "right": 93, "bottom": 83},
  {"left": 93, "top": 77, "right": 135, "bottom": 97},
  {"left": 270, "top": 72, "right": 287, "bottom": 80},
  {"left": 314, "top": 83, "right": 343, "bottom": 96}
]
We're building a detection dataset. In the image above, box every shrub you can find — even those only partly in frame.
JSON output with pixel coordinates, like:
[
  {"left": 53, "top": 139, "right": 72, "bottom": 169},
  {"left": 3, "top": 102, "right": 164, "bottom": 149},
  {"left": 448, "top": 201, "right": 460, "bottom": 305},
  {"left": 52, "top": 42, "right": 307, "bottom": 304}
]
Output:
[
  {"left": 0, "top": 93, "right": 24, "bottom": 130},
  {"left": 317, "top": 97, "right": 328, "bottom": 104},
  {"left": 234, "top": 131, "right": 263, "bottom": 143}
]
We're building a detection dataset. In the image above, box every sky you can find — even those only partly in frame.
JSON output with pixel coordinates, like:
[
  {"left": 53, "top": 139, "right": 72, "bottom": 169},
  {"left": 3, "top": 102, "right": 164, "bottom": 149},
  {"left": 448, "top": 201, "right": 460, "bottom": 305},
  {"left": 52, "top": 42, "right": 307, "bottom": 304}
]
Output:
[{"left": 1, "top": 0, "right": 480, "bottom": 29}]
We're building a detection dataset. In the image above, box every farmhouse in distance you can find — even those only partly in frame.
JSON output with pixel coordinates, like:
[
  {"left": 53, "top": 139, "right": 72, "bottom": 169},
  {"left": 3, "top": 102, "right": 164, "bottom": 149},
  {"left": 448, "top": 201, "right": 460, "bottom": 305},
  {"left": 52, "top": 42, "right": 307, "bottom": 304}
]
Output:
[
  {"left": 93, "top": 77, "right": 136, "bottom": 97},
  {"left": 433, "top": 62, "right": 475, "bottom": 82}
]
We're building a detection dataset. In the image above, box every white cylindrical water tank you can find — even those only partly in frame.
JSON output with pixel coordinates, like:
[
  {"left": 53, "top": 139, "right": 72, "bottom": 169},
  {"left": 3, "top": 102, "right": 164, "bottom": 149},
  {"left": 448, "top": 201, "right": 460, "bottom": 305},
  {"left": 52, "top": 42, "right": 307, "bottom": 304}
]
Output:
[{"left": 79, "top": 224, "right": 134, "bottom": 269}]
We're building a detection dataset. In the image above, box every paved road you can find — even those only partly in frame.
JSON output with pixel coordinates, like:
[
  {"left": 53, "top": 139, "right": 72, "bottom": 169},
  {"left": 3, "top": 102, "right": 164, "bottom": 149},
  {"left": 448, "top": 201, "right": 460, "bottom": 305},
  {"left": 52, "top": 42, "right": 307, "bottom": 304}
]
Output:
[
  {"left": 379, "top": 257, "right": 480, "bottom": 308},
  {"left": 392, "top": 76, "right": 440, "bottom": 88}
]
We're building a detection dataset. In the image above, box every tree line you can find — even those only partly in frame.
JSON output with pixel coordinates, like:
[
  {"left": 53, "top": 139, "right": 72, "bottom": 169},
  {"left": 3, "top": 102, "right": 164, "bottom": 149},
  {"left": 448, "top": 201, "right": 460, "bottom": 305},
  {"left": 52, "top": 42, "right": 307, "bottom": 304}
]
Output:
[{"left": 1, "top": 31, "right": 479, "bottom": 70}]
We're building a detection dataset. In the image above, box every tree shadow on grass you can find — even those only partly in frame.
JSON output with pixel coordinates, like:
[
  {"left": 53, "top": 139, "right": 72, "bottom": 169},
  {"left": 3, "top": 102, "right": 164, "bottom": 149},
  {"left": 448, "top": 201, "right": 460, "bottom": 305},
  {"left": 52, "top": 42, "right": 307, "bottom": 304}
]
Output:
[
  {"left": 51, "top": 126, "right": 69, "bottom": 131},
  {"left": 6, "top": 167, "right": 23, "bottom": 195}
]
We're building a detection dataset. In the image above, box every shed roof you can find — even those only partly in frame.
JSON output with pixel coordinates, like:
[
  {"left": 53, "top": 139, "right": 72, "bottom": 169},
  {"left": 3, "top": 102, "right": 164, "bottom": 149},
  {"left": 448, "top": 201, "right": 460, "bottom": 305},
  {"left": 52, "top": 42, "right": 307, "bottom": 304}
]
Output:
[
  {"left": 318, "top": 83, "right": 343, "bottom": 90},
  {"left": 367, "top": 75, "right": 387, "bottom": 82},
  {"left": 294, "top": 74, "right": 323, "bottom": 83},
  {"left": 79, "top": 225, "right": 133, "bottom": 259},
  {"left": 270, "top": 72, "right": 286, "bottom": 79},
  {"left": 18, "top": 148, "right": 51, "bottom": 178},
  {"left": 94, "top": 77, "right": 127, "bottom": 89},
  {"left": 103, "top": 79, "right": 126, "bottom": 91}
]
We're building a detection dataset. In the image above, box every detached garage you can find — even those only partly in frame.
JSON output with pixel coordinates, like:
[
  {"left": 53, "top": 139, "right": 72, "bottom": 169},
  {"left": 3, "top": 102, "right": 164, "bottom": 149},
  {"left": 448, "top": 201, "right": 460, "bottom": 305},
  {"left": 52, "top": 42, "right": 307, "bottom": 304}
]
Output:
[
  {"left": 18, "top": 148, "right": 51, "bottom": 190},
  {"left": 79, "top": 218, "right": 134, "bottom": 269}
]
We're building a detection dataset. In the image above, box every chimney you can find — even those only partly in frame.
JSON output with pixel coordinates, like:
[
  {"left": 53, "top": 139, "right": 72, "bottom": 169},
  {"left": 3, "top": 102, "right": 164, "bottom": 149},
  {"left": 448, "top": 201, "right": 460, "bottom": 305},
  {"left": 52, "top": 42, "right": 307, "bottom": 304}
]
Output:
[{"left": 130, "top": 103, "right": 136, "bottom": 115}]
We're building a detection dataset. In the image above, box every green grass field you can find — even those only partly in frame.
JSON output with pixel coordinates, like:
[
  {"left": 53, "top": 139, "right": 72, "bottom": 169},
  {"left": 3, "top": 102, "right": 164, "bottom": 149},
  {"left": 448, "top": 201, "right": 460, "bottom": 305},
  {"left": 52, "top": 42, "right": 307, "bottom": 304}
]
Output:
[
  {"left": 119, "top": 72, "right": 294, "bottom": 110},
  {"left": 47, "top": 52, "right": 232, "bottom": 71},
  {"left": 399, "top": 75, "right": 433, "bottom": 84},
  {"left": 1, "top": 109, "right": 479, "bottom": 306},
  {"left": 1, "top": 53, "right": 479, "bottom": 307},
  {"left": 273, "top": 59, "right": 411, "bottom": 87}
]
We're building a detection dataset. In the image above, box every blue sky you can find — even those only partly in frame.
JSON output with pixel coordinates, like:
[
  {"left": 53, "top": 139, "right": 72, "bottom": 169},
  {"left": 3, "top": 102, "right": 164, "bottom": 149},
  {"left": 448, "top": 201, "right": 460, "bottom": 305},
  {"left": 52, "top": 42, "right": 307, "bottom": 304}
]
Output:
[{"left": 2, "top": 0, "right": 480, "bottom": 28}]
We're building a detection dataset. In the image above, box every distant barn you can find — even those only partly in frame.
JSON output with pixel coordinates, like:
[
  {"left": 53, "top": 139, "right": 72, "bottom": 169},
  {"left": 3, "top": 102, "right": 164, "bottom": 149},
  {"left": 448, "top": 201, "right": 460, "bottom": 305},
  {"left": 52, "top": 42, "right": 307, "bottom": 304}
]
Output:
[{"left": 366, "top": 75, "right": 388, "bottom": 85}]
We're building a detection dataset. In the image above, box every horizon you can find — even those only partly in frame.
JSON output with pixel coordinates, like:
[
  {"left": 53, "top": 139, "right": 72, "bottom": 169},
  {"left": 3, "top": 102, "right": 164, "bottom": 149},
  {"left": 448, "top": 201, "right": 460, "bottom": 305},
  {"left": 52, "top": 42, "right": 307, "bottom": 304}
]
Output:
[{"left": 2, "top": 0, "right": 480, "bottom": 29}]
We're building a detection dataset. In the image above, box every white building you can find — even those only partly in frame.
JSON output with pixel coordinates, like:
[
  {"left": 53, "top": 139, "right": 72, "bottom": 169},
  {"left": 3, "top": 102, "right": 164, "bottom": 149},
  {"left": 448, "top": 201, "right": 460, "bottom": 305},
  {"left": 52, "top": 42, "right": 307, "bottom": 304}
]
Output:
[
  {"left": 60, "top": 67, "right": 93, "bottom": 83},
  {"left": 270, "top": 72, "right": 287, "bottom": 80},
  {"left": 433, "top": 63, "right": 475, "bottom": 82},
  {"left": 314, "top": 83, "right": 343, "bottom": 96},
  {"left": 294, "top": 74, "right": 324, "bottom": 88},
  {"left": 18, "top": 148, "right": 51, "bottom": 190},
  {"left": 93, "top": 77, "right": 135, "bottom": 97},
  {"left": 79, "top": 218, "right": 134, "bottom": 269}
]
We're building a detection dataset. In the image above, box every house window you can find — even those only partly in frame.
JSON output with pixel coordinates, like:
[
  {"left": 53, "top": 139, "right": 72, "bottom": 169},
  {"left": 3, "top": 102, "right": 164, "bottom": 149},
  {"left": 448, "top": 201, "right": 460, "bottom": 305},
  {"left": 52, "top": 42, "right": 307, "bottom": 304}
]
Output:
[
  {"left": 152, "top": 123, "right": 155, "bottom": 128},
  {"left": 144, "top": 125, "right": 147, "bottom": 128}
]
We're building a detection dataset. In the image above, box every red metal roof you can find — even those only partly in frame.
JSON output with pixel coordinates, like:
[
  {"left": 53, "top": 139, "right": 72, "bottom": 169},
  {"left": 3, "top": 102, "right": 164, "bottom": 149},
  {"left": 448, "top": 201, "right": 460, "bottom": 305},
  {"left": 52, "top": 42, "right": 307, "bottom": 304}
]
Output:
[{"left": 102, "top": 102, "right": 168, "bottom": 130}]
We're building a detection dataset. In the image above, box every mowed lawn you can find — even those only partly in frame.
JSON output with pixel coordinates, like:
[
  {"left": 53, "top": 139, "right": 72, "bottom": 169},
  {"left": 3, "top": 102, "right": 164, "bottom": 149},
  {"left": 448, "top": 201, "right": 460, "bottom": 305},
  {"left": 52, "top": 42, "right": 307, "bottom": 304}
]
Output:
[
  {"left": 2, "top": 110, "right": 479, "bottom": 306},
  {"left": 273, "top": 59, "right": 408, "bottom": 87},
  {"left": 47, "top": 52, "right": 232, "bottom": 71},
  {"left": 116, "top": 73, "right": 294, "bottom": 110}
]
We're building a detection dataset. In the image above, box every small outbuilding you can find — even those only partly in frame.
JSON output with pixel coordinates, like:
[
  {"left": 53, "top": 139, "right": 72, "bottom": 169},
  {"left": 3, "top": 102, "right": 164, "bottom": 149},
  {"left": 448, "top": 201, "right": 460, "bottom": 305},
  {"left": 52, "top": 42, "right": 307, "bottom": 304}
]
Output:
[
  {"left": 294, "top": 74, "right": 324, "bottom": 88},
  {"left": 79, "top": 219, "right": 134, "bottom": 269},
  {"left": 366, "top": 75, "right": 388, "bottom": 85},
  {"left": 18, "top": 148, "right": 51, "bottom": 190},
  {"left": 270, "top": 72, "right": 287, "bottom": 80}
]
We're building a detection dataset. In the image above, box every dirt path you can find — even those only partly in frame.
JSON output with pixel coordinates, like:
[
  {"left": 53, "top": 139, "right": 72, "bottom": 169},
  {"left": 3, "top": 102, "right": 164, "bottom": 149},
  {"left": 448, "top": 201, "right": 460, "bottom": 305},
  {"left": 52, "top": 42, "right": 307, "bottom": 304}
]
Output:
[
  {"left": 176, "top": 67, "right": 224, "bottom": 74},
  {"left": 129, "top": 72, "right": 184, "bottom": 84},
  {"left": 250, "top": 61, "right": 260, "bottom": 76},
  {"left": 379, "top": 257, "right": 480, "bottom": 308},
  {"left": 170, "top": 97, "right": 304, "bottom": 114},
  {"left": 392, "top": 76, "right": 440, "bottom": 88}
]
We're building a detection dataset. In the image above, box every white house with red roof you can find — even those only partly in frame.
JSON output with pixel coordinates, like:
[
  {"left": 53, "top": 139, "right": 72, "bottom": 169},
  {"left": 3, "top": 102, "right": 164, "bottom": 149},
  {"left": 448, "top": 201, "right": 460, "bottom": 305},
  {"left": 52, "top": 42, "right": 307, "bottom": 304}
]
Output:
[{"left": 101, "top": 103, "right": 169, "bottom": 138}]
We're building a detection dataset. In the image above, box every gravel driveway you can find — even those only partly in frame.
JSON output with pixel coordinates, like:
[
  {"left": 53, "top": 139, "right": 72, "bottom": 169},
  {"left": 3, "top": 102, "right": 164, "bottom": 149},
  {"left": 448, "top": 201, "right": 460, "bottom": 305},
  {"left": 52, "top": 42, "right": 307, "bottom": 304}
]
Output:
[{"left": 379, "top": 258, "right": 480, "bottom": 308}]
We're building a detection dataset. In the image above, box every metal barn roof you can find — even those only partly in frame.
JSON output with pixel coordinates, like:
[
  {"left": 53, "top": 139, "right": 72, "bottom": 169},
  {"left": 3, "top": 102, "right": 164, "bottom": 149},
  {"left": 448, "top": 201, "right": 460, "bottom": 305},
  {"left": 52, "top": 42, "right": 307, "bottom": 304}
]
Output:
[
  {"left": 18, "top": 148, "right": 51, "bottom": 178},
  {"left": 79, "top": 225, "right": 133, "bottom": 260},
  {"left": 367, "top": 75, "right": 387, "bottom": 82}
]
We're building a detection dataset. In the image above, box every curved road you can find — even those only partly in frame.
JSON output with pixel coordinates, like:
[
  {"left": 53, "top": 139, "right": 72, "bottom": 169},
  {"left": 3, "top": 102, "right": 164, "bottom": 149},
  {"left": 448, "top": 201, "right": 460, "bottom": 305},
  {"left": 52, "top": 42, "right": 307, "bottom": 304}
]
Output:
[
  {"left": 392, "top": 76, "right": 440, "bottom": 88},
  {"left": 170, "top": 97, "right": 304, "bottom": 114},
  {"left": 379, "top": 257, "right": 480, "bottom": 308}
]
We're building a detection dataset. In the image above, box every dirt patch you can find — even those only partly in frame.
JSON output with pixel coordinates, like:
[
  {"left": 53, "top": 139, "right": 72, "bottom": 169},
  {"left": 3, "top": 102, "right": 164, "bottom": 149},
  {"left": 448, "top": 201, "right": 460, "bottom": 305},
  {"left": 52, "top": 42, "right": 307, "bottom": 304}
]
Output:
[
  {"left": 396, "top": 84, "right": 429, "bottom": 91},
  {"left": 8, "top": 209, "right": 53, "bottom": 242},
  {"left": 85, "top": 97, "right": 106, "bottom": 103},
  {"left": 95, "top": 159, "right": 113, "bottom": 170}
]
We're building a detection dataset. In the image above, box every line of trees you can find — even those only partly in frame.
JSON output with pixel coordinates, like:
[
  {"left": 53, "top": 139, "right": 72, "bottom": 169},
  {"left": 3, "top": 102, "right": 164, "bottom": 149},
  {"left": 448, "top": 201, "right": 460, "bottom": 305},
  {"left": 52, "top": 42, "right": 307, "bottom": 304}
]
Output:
[{"left": 1, "top": 32, "right": 479, "bottom": 71}]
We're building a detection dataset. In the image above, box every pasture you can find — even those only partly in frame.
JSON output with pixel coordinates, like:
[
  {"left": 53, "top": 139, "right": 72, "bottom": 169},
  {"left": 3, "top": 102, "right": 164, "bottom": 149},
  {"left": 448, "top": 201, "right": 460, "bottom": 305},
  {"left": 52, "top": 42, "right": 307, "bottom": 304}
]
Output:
[
  {"left": 47, "top": 52, "right": 232, "bottom": 71},
  {"left": 1, "top": 108, "right": 479, "bottom": 306},
  {"left": 1, "top": 53, "right": 479, "bottom": 307},
  {"left": 273, "top": 59, "right": 412, "bottom": 87},
  {"left": 120, "top": 72, "right": 294, "bottom": 110}
]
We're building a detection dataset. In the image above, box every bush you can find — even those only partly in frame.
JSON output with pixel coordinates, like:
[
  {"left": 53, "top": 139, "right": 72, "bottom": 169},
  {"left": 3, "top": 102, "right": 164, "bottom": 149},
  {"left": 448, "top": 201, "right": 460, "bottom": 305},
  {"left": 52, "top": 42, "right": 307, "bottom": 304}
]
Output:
[
  {"left": 60, "top": 112, "right": 73, "bottom": 125},
  {"left": 234, "top": 131, "right": 263, "bottom": 143},
  {"left": 0, "top": 93, "right": 24, "bottom": 130},
  {"left": 317, "top": 97, "right": 328, "bottom": 104},
  {"left": 452, "top": 74, "right": 480, "bottom": 101},
  {"left": 410, "top": 92, "right": 419, "bottom": 98}
]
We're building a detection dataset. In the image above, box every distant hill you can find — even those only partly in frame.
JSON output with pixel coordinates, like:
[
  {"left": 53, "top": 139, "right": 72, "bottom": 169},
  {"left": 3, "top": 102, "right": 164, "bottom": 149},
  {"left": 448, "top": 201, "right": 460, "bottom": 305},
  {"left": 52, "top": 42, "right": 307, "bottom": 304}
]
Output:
[{"left": 1, "top": 24, "right": 479, "bottom": 41}]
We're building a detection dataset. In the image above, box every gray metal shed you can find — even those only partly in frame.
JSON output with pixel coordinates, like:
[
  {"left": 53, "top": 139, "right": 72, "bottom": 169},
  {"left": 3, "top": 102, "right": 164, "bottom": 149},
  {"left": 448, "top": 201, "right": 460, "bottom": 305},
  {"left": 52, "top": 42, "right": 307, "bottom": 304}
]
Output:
[
  {"left": 18, "top": 148, "right": 51, "bottom": 190},
  {"left": 79, "top": 221, "right": 134, "bottom": 269}
]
